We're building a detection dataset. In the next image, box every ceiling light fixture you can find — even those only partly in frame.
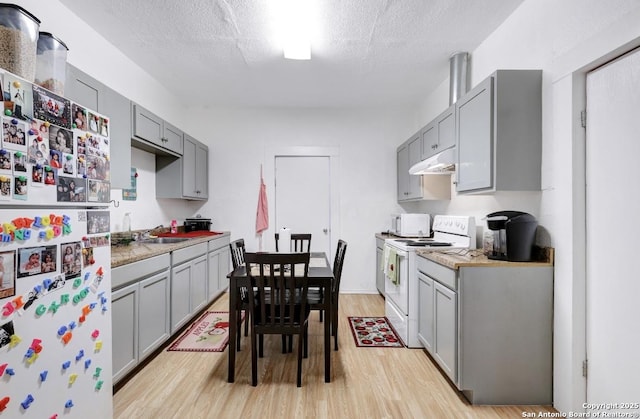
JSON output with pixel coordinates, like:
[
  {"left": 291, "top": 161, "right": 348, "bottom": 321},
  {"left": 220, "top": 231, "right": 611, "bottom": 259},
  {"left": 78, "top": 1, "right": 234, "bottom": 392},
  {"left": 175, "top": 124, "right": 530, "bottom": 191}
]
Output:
[{"left": 276, "top": 0, "right": 312, "bottom": 60}]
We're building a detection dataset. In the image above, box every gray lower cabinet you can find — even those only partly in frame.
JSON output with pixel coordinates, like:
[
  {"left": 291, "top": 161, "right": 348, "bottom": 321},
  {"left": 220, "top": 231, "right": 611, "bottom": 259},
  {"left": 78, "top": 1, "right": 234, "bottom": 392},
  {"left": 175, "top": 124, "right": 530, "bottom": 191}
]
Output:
[
  {"left": 191, "top": 255, "right": 208, "bottom": 314},
  {"left": 455, "top": 69, "right": 542, "bottom": 193},
  {"left": 138, "top": 270, "right": 171, "bottom": 359},
  {"left": 64, "top": 64, "right": 131, "bottom": 189},
  {"left": 111, "top": 282, "right": 138, "bottom": 384},
  {"left": 207, "top": 248, "right": 219, "bottom": 300},
  {"left": 112, "top": 253, "right": 171, "bottom": 384},
  {"left": 375, "top": 237, "right": 385, "bottom": 295},
  {"left": 217, "top": 246, "right": 230, "bottom": 290},
  {"left": 170, "top": 243, "right": 208, "bottom": 333},
  {"left": 417, "top": 269, "right": 456, "bottom": 382},
  {"left": 433, "top": 281, "right": 456, "bottom": 380},
  {"left": 131, "top": 102, "right": 183, "bottom": 156},
  {"left": 416, "top": 254, "right": 553, "bottom": 404},
  {"left": 207, "top": 237, "right": 230, "bottom": 300},
  {"left": 170, "top": 262, "right": 189, "bottom": 333},
  {"left": 417, "top": 271, "right": 434, "bottom": 352},
  {"left": 156, "top": 134, "right": 209, "bottom": 200},
  {"left": 112, "top": 235, "right": 231, "bottom": 384}
]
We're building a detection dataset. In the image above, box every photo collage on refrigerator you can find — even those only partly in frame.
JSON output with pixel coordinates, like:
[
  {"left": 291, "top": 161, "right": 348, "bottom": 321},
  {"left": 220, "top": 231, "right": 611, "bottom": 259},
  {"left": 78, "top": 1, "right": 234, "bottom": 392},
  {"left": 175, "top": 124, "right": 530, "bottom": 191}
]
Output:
[{"left": 0, "top": 71, "right": 111, "bottom": 204}]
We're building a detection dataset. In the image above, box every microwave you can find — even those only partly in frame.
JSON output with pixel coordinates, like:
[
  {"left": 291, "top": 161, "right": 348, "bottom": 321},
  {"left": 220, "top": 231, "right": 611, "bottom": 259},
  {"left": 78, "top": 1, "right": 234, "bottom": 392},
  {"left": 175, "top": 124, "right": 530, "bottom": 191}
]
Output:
[{"left": 391, "top": 213, "right": 430, "bottom": 237}]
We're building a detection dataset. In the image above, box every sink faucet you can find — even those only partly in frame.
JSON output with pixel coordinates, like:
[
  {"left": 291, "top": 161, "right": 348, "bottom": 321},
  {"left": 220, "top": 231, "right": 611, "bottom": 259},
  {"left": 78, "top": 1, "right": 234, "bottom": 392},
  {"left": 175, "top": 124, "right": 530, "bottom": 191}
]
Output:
[{"left": 135, "top": 225, "right": 164, "bottom": 241}]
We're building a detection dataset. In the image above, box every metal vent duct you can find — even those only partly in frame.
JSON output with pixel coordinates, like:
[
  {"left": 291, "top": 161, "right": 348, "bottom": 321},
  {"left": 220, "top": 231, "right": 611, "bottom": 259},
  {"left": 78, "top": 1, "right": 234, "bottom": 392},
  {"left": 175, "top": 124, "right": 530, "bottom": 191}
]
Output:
[{"left": 449, "top": 52, "right": 469, "bottom": 105}]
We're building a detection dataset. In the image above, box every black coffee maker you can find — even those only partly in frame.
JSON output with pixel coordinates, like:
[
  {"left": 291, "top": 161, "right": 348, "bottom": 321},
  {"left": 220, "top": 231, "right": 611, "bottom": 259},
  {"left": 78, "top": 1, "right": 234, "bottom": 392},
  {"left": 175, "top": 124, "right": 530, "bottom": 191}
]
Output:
[{"left": 486, "top": 211, "right": 538, "bottom": 261}]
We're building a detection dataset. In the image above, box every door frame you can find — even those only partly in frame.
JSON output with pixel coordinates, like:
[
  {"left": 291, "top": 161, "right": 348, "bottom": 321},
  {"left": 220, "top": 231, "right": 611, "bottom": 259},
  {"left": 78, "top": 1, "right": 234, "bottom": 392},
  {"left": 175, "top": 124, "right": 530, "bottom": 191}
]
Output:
[
  {"left": 583, "top": 44, "right": 640, "bottom": 405},
  {"left": 554, "top": 35, "right": 640, "bottom": 411},
  {"left": 264, "top": 146, "right": 340, "bottom": 260}
]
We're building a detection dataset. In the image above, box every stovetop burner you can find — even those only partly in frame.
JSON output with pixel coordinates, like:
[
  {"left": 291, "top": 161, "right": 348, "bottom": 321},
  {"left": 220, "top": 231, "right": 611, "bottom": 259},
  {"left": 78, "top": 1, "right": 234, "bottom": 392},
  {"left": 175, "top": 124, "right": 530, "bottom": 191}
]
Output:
[
  {"left": 407, "top": 241, "right": 452, "bottom": 247},
  {"left": 386, "top": 215, "right": 476, "bottom": 252}
]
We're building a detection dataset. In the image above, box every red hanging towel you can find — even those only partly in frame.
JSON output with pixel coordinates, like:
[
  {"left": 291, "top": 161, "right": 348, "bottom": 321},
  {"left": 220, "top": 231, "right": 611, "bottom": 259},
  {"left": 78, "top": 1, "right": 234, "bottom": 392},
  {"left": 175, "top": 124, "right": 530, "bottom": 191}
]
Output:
[{"left": 255, "top": 166, "right": 269, "bottom": 235}]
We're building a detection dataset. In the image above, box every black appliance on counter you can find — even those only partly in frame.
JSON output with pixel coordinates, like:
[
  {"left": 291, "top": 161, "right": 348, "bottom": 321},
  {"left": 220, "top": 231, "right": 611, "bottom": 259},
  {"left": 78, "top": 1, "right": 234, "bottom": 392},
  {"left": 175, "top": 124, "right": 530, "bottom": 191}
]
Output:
[
  {"left": 184, "top": 217, "right": 212, "bottom": 232},
  {"left": 486, "top": 211, "right": 538, "bottom": 261}
]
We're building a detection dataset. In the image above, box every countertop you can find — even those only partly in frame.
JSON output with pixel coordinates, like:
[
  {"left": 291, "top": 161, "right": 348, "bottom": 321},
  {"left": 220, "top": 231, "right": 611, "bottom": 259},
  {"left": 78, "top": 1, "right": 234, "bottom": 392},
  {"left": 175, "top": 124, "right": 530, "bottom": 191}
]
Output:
[
  {"left": 416, "top": 247, "right": 554, "bottom": 270},
  {"left": 111, "top": 231, "right": 230, "bottom": 268},
  {"left": 375, "top": 232, "right": 398, "bottom": 240}
]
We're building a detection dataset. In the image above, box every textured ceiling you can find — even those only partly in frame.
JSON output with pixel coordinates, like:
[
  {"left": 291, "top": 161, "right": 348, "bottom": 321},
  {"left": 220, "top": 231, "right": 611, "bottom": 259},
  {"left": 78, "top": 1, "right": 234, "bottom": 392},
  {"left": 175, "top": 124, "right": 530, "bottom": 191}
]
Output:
[{"left": 59, "top": 0, "right": 524, "bottom": 108}]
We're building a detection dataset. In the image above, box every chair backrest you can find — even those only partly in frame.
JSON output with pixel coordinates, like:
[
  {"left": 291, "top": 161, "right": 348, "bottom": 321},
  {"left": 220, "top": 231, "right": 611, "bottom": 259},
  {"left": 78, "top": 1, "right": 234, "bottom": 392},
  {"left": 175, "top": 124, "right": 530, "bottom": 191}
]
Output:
[
  {"left": 229, "top": 238, "right": 246, "bottom": 269},
  {"left": 331, "top": 240, "right": 347, "bottom": 294},
  {"left": 244, "top": 252, "right": 310, "bottom": 331},
  {"left": 274, "top": 233, "right": 312, "bottom": 252}
]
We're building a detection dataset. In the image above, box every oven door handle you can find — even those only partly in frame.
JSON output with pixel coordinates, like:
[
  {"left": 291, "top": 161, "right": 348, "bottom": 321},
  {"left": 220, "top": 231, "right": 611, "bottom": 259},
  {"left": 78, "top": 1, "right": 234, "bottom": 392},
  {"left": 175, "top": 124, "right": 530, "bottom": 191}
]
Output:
[{"left": 384, "top": 246, "right": 408, "bottom": 280}]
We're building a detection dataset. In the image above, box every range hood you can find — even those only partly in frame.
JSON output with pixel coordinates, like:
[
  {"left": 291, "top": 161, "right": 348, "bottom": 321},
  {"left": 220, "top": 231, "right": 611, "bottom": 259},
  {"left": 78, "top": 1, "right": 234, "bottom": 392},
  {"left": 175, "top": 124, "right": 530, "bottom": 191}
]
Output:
[
  {"left": 409, "top": 52, "right": 468, "bottom": 176},
  {"left": 409, "top": 147, "right": 456, "bottom": 175}
]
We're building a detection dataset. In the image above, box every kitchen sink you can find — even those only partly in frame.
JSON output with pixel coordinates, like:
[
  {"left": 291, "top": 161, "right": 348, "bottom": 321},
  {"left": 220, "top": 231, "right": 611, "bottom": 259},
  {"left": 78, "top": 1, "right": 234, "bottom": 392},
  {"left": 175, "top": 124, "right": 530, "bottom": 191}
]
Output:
[{"left": 139, "top": 237, "right": 191, "bottom": 244}]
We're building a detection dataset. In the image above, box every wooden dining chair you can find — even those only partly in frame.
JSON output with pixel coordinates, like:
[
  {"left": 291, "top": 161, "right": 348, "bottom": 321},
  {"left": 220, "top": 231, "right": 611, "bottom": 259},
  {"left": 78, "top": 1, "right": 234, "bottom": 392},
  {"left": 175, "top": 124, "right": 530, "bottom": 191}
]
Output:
[
  {"left": 229, "top": 238, "right": 249, "bottom": 350},
  {"left": 244, "top": 252, "right": 311, "bottom": 387},
  {"left": 274, "top": 233, "right": 312, "bottom": 252},
  {"left": 275, "top": 233, "right": 312, "bottom": 335},
  {"left": 308, "top": 240, "right": 347, "bottom": 351}
]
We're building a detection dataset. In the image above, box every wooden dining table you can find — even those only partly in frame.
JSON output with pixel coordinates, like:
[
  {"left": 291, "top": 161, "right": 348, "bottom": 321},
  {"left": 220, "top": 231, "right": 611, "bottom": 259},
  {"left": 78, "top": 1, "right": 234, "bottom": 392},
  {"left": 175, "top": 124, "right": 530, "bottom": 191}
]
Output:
[{"left": 226, "top": 252, "right": 334, "bottom": 383}]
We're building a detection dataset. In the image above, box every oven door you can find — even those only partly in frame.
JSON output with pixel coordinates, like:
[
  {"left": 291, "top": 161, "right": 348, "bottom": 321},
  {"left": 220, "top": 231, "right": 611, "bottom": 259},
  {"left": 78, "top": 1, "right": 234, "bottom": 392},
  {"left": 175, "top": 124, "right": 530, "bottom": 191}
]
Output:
[{"left": 384, "top": 246, "right": 409, "bottom": 315}]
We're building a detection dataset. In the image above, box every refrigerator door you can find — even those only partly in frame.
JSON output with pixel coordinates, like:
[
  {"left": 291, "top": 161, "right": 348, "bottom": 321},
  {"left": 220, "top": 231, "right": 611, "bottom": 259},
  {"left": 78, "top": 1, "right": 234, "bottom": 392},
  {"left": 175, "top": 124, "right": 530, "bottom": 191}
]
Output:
[{"left": 0, "top": 208, "right": 112, "bottom": 418}]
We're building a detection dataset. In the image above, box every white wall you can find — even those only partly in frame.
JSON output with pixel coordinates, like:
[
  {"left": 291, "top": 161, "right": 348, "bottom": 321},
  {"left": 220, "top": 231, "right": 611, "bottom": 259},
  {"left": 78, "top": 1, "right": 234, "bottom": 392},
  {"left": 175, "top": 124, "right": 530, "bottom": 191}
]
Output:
[
  {"left": 109, "top": 148, "right": 205, "bottom": 232},
  {"left": 412, "top": 0, "right": 640, "bottom": 413},
  {"left": 184, "top": 106, "right": 413, "bottom": 293}
]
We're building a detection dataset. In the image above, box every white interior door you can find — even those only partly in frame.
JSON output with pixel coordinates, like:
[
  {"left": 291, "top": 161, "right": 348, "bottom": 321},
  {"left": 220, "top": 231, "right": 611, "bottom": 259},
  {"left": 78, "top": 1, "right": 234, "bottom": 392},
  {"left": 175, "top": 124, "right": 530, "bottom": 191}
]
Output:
[
  {"left": 585, "top": 47, "right": 640, "bottom": 406},
  {"left": 275, "top": 156, "right": 331, "bottom": 256}
]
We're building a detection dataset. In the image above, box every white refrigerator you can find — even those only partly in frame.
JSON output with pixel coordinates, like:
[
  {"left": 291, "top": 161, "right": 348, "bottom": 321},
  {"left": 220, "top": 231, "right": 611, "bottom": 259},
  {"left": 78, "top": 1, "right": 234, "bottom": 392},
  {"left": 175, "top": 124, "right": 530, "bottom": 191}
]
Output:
[{"left": 1, "top": 69, "right": 113, "bottom": 418}]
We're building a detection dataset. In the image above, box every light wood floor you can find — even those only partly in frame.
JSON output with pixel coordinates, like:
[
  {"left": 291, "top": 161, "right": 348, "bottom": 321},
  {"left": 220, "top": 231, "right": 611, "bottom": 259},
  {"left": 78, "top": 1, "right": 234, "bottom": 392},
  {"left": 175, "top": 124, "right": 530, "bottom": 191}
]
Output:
[{"left": 113, "top": 293, "right": 557, "bottom": 418}]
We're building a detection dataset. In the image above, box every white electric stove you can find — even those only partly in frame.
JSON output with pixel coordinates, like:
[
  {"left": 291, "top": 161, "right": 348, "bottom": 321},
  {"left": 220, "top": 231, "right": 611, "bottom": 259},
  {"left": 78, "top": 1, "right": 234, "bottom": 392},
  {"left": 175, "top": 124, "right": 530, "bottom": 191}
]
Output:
[{"left": 383, "top": 215, "right": 476, "bottom": 347}]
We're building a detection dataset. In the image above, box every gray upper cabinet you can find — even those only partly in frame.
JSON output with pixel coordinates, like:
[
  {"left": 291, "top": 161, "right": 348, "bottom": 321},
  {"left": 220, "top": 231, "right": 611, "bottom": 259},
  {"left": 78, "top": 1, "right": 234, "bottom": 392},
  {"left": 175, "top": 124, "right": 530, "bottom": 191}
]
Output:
[
  {"left": 162, "top": 120, "right": 184, "bottom": 155},
  {"left": 421, "top": 105, "right": 455, "bottom": 160},
  {"left": 182, "top": 134, "right": 208, "bottom": 199},
  {"left": 437, "top": 106, "right": 456, "bottom": 153},
  {"left": 420, "top": 122, "right": 437, "bottom": 160},
  {"left": 100, "top": 87, "right": 132, "bottom": 190},
  {"left": 65, "top": 65, "right": 131, "bottom": 190},
  {"left": 397, "top": 132, "right": 451, "bottom": 202},
  {"left": 156, "top": 134, "right": 209, "bottom": 200},
  {"left": 455, "top": 70, "right": 542, "bottom": 193},
  {"left": 407, "top": 136, "right": 422, "bottom": 199},
  {"left": 397, "top": 143, "right": 409, "bottom": 201},
  {"left": 131, "top": 103, "right": 183, "bottom": 156},
  {"left": 397, "top": 134, "right": 422, "bottom": 201},
  {"left": 65, "top": 64, "right": 101, "bottom": 111}
]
